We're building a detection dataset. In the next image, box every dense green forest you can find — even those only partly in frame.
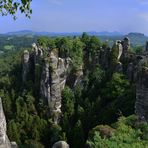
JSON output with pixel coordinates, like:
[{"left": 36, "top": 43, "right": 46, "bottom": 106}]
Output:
[{"left": 0, "top": 34, "right": 148, "bottom": 148}]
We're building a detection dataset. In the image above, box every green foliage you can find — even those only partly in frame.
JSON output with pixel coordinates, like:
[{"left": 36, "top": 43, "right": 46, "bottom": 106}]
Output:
[
  {"left": 61, "top": 86, "right": 75, "bottom": 117},
  {"left": 71, "top": 120, "right": 85, "bottom": 148},
  {"left": 8, "top": 120, "right": 21, "bottom": 144},
  {"left": 56, "top": 37, "right": 73, "bottom": 57},
  {"left": 110, "top": 43, "right": 119, "bottom": 70},
  {"left": 102, "top": 73, "right": 130, "bottom": 99},
  {"left": 71, "top": 38, "right": 84, "bottom": 70},
  {"left": 0, "top": 0, "right": 32, "bottom": 19},
  {"left": 0, "top": 35, "right": 140, "bottom": 148},
  {"left": 133, "top": 45, "right": 143, "bottom": 54},
  {"left": 87, "top": 115, "right": 148, "bottom": 148}
]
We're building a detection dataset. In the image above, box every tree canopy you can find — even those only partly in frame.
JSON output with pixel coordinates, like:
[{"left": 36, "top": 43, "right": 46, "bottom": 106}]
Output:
[{"left": 0, "top": 0, "right": 32, "bottom": 19}]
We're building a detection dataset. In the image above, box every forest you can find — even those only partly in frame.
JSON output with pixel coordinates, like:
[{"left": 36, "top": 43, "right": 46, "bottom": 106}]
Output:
[{"left": 0, "top": 33, "right": 148, "bottom": 148}]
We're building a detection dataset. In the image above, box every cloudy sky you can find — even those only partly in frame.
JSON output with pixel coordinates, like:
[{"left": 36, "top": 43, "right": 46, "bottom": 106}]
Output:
[{"left": 1, "top": 0, "right": 148, "bottom": 34}]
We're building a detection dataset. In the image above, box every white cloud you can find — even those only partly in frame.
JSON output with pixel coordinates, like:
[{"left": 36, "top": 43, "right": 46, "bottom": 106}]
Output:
[
  {"left": 139, "top": 13, "right": 148, "bottom": 21},
  {"left": 138, "top": 0, "right": 148, "bottom": 5}
]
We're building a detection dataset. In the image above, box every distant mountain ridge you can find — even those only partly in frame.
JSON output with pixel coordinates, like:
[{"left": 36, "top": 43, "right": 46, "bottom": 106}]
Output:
[
  {"left": 1, "top": 30, "right": 148, "bottom": 46},
  {"left": 3, "top": 30, "right": 123, "bottom": 37}
]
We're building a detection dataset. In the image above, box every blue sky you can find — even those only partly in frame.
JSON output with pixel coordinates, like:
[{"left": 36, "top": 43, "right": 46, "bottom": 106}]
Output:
[{"left": 1, "top": 0, "right": 148, "bottom": 34}]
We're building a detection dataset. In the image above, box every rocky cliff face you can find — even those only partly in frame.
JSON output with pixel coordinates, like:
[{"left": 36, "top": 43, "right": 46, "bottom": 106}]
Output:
[
  {"left": 22, "top": 44, "right": 75, "bottom": 124},
  {"left": 22, "top": 50, "right": 30, "bottom": 82},
  {"left": 135, "top": 59, "right": 148, "bottom": 121},
  {"left": 21, "top": 38, "right": 148, "bottom": 123},
  {"left": 40, "top": 52, "right": 71, "bottom": 123},
  {"left": 0, "top": 98, "right": 11, "bottom": 148}
]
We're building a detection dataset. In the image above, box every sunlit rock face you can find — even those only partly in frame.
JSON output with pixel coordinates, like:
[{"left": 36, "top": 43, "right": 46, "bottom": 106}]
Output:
[
  {"left": 52, "top": 141, "right": 69, "bottom": 148},
  {"left": 32, "top": 43, "right": 43, "bottom": 64},
  {"left": 0, "top": 98, "right": 11, "bottom": 148},
  {"left": 116, "top": 40, "right": 123, "bottom": 60},
  {"left": 40, "top": 52, "right": 71, "bottom": 124}
]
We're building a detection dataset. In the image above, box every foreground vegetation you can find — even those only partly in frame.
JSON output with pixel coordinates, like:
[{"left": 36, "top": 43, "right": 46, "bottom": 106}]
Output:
[{"left": 0, "top": 34, "right": 147, "bottom": 147}]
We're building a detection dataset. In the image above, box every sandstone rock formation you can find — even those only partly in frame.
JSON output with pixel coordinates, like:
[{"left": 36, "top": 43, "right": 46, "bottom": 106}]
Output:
[
  {"left": 116, "top": 40, "right": 123, "bottom": 60},
  {"left": 135, "top": 60, "right": 148, "bottom": 121},
  {"left": 126, "top": 62, "right": 134, "bottom": 82},
  {"left": 52, "top": 141, "right": 69, "bottom": 148},
  {"left": 0, "top": 98, "right": 11, "bottom": 148},
  {"left": 115, "top": 62, "right": 123, "bottom": 73},
  {"left": 40, "top": 52, "right": 71, "bottom": 124},
  {"left": 122, "top": 37, "right": 130, "bottom": 54},
  {"left": 99, "top": 47, "right": 111, "bottom": 70},
  {"left": 146, "top": 41, "right": 148, "bottom": 52},
  {"left": 22, "top": 50, "right": 30, "bottom": 82},
  {"left": 32, "top": 43, "right": 43, "bottom": 64}
]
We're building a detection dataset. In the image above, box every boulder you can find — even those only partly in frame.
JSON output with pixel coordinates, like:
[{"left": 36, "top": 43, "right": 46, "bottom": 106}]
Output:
[{"left": 52, "top": 141, "right": 69, "bottom": 148}]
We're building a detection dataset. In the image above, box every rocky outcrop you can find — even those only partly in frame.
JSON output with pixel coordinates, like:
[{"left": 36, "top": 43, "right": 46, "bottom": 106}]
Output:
[
  {"left": 32, "top": 43, "right": 43, "bottom": 64},
  {"left": 146, "top": 41, "right": 148, "bottom": 52},
  {"left": 40, "top": 52, "right": 71, "bottom": 124},
  {"left": 126, "top": 62, "right": 134, "bottom": 82},
  {"left": 115, "top": 62, "right": 123, "bottom": 73},
  {"left": 0, "top": 98, "right": 11, "bottom": 148},
  {"left": 22, "top": 50, "right": 30, "bottom": 82},
  {"left": 135, "top": 59, "right": 148, "bottom": 121},
  {"left": 40, "top": 58, "right": 50, "bottom": 104},
  {"left": 99, "top": 47, "right": 111, "bottom": 70},
  {"left": 122, "top": 37, "right": 130, "bottom": 54},
  {"left": 116, "top": 40, "right": 123, "bottom": 60},
  {"left": 52, "top": 141, "right": 69, "bottom": 148}
]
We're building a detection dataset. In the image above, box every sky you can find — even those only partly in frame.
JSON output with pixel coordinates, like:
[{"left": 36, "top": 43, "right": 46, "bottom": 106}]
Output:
[{"left": 1, "top": 0, "right": 148, "bottom": 34}]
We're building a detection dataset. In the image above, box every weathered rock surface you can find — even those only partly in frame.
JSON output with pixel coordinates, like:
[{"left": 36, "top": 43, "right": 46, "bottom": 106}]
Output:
[
  {"left": 126, "top": 62, "right": 134, "bottom": 82},
  {"left": 0, "top": 98, "right": 11, "bottom": 148},
  {"left": 116, "top": 40, "right": 123, "bottom": 60},
  {"left": 22, "top": 50, "right": 30, "bottom": 82},
  {"left": 146, "top": 41, "right": 148, "bottom": 52},
  {"left": 99, "top": 47, "right": 111, "bottom": 70},
  {"left": 32, "top": 43, "right": 43, "bottom": 64},
  {"left": 115, "top": 62, "right": 123, "bottom": 73},
  {"left": 122, "top": 37, "right": 130, "bottom": 54},
  {"left": 40, "top": 52, "right": 71, "bottom": 123},
  {"left": 52, "top": 141, "right": 69, "bottom": 148},
  {"left": 135, "top": 65, "right": 148, "bottom": 121}
]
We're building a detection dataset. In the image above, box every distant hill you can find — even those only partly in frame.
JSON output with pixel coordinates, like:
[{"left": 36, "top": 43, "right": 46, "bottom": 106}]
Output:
[
  {"left": 1, "top": 31, "right": 148, "bottom": 47},
  {"left": 98, "top": 32, "right": 148, "bottom": 47},
  {"left": 3, "top": 30, "right": 123, "bottom": 37},
  {"left": 126, "top": 33, "right": 148, "bottom": 46}
]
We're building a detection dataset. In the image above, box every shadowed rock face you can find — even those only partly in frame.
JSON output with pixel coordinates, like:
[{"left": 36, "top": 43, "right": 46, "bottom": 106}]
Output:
[
  {"left": 135, "top": 66, "right": 148, "bottom": 121},
  {"left": 122, "top": 37, "right": 130, "bottom": 54},
  {"left": 22, "top": 50, "right": 30, "bottom": 82},
  {"left": 146, "top": 41, "right": 148, "bottom": 52},
  {"left": 99, "top": 48, "right": 111, "bottom": 70},
  {"left": 0, "top": 98, "right": 11, "bottom": 148},
  {"left": 126, "top": 63, "right": 134, "bottom": 82}
]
